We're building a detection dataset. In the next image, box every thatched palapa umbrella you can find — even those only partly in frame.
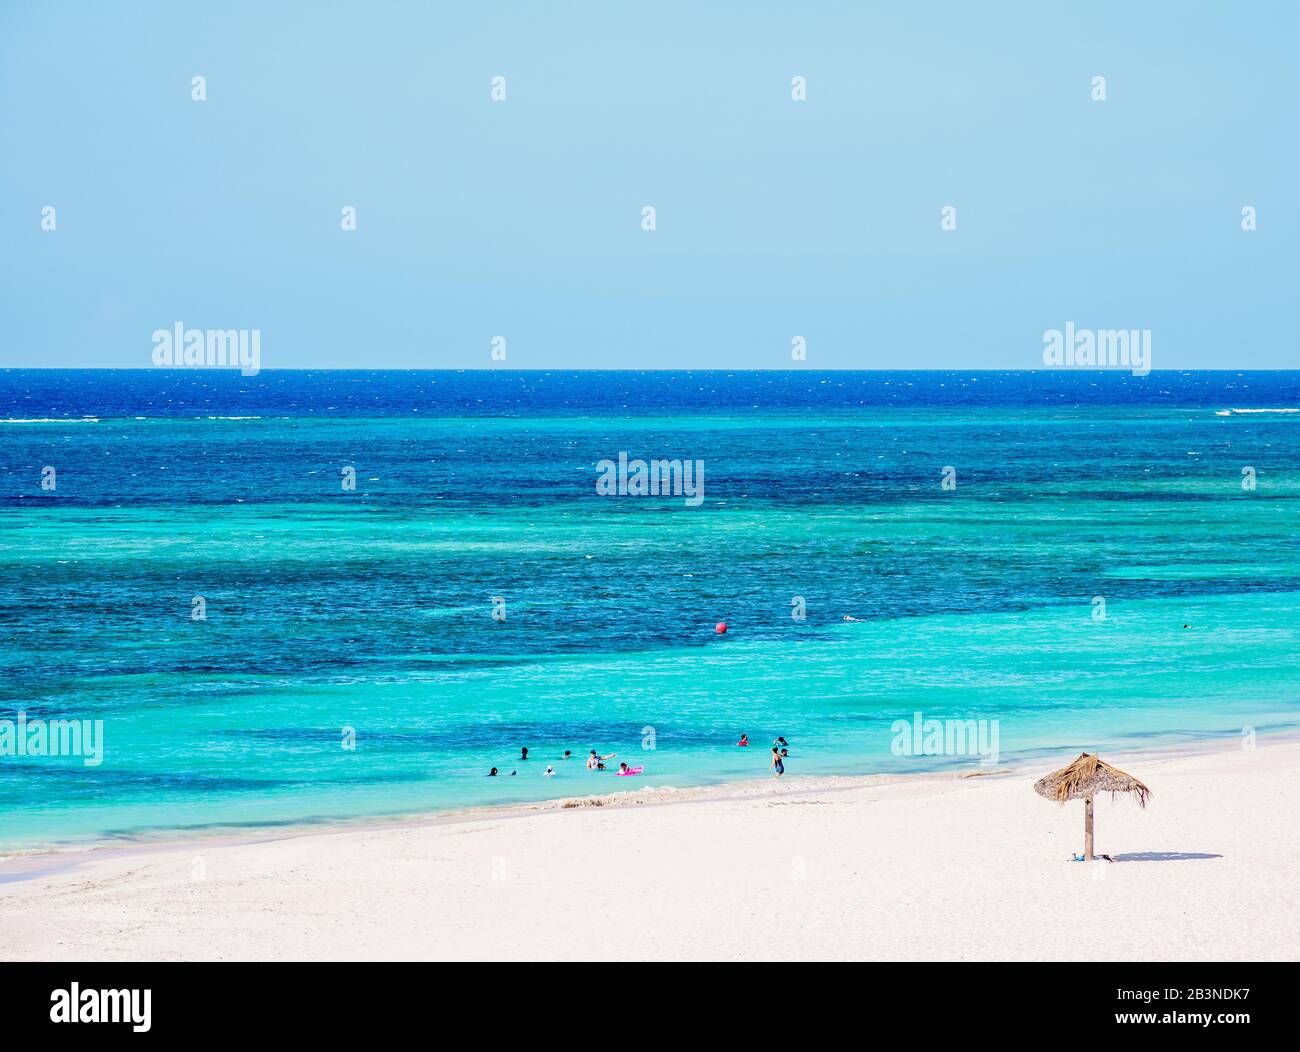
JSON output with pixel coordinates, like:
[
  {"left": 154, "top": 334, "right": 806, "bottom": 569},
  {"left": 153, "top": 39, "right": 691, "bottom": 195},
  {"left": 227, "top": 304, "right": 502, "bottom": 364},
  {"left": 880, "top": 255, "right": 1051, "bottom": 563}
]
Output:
[{"left": 1034, "top": 753, "right": 1150, "bottom": 860}]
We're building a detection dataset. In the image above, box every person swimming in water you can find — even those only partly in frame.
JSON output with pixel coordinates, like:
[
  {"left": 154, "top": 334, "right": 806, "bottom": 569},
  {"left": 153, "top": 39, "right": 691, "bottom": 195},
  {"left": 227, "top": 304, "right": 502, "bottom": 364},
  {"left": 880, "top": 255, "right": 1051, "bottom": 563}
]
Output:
[
  {"left": 586, "top": 749, "right": 616, "bottom": 771},
  {"left": 520, "top": 746, "right": 529, "bottom": 760},
  {"left": 544, "top": 765, "right": 555, "bottom": 777},
  {"left": 737, "top": 734, "right": 749, "bottom": 747},
  {"left": 842, "top": 614, "right": 864, "bottom": 622},
  {"left": 770, "top": 746, "right": 784, "bottom": 777},
  {"left": 488, "top": 767, "right": 498, "bottom": 777}
]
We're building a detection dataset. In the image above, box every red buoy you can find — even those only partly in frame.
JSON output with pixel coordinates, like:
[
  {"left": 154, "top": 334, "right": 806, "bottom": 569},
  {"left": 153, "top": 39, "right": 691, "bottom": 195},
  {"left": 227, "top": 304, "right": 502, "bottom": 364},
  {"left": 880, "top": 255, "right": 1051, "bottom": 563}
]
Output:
[{"left": 715, "top": 621, "right": 728, "bottom": 634}]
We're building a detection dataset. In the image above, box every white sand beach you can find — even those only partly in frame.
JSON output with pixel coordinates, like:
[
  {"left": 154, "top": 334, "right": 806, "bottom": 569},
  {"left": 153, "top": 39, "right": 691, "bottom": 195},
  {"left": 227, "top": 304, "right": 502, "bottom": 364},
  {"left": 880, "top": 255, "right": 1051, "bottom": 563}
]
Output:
[{"left": 4, "top": 740, "right": 1298, "bottom": 961}]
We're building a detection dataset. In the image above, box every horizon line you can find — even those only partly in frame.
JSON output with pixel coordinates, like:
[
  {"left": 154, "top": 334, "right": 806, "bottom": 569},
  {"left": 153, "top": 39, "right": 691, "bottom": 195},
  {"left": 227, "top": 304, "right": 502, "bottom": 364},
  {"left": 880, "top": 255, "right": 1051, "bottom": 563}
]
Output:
[{"left": 3, "top": 367, "right": 1294, "bottom": 375}]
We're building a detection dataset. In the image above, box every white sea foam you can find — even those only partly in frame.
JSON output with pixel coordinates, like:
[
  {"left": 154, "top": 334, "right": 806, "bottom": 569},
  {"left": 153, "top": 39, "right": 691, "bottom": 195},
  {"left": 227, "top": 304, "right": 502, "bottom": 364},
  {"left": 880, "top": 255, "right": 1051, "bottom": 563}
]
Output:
[{"left": 1, "top": 417, "right": 99, "bottom": 424}]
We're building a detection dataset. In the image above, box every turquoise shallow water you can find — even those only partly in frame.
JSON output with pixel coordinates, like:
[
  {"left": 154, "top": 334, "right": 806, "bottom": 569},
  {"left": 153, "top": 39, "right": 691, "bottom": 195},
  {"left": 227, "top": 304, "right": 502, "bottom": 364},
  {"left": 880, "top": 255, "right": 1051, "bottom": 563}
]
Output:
[{"left": 2, "top": 371, "right": 1299, "bottom": 850}]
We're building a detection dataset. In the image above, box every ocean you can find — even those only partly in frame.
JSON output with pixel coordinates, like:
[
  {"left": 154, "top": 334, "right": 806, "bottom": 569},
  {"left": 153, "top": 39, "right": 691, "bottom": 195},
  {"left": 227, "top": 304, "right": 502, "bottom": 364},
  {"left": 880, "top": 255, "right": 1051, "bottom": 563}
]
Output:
[{"left": 2, "top": 370, "right": 1298, "bottom": 851}]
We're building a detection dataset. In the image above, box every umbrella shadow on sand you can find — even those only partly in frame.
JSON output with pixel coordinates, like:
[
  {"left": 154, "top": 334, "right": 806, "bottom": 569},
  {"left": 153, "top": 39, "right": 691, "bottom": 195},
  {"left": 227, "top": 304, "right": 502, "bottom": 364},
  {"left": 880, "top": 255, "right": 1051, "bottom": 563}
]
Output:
[
  {"left": 1035, "top": 754, "right": 1227, "bottom": 864},
  {"left": 1110, "top": 851, "right": 1223, "bottom": 862}
]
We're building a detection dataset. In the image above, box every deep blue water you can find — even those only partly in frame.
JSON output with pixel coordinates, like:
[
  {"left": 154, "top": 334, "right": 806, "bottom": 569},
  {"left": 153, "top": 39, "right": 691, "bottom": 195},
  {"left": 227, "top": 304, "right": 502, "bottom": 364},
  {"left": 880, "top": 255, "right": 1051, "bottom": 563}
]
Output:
[{"left": 6, "top": 369, "right": 1300, "bottom": 417}]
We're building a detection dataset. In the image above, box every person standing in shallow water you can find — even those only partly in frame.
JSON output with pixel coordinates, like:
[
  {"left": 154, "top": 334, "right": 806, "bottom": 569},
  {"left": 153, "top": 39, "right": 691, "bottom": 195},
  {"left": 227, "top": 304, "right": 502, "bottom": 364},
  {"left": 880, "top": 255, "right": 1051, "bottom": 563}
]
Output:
[{"left": 770, "top": 746, "right": 784, "bottom": 778}]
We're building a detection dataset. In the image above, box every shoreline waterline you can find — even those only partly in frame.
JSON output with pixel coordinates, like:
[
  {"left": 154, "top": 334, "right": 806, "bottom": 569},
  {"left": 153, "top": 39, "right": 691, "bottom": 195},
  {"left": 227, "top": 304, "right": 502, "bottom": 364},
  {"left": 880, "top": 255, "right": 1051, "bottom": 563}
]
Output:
[{"left": 3, "top": 728, "right": 1290, "bottom": 886}]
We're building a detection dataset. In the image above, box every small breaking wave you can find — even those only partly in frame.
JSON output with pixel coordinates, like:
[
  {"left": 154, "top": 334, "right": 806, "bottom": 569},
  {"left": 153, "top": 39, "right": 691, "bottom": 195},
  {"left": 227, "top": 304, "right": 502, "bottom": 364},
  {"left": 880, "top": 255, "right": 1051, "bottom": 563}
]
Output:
[{"left": 1, "top": 417, "right": 99, "bottom": 424}]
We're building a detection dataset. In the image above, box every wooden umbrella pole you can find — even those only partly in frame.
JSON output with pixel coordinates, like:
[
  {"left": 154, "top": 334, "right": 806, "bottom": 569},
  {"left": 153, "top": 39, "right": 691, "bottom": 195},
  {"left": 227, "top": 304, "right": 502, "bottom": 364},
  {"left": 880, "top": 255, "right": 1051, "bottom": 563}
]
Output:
[
  {"left": 1084, "top": 796, "right": 1094, "bottom": 861},
  {"left": 1035, "top": 754, "right": 1149, "bottom": 861}
]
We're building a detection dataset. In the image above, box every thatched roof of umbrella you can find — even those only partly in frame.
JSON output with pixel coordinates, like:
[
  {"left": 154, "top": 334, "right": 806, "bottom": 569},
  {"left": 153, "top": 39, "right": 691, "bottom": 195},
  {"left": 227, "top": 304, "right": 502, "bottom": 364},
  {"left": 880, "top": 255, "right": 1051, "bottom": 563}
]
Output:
[{"left": 1034, "top": 752, "right": 1151, "bottom": 806}]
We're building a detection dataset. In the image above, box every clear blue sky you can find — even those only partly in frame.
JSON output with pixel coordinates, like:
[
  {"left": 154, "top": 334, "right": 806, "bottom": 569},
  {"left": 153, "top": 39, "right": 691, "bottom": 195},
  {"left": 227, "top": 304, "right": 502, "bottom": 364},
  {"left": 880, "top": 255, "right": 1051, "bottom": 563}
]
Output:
[{"left": 1, "top": 1, "right": 1296, "bottom": 370}]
